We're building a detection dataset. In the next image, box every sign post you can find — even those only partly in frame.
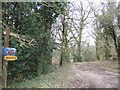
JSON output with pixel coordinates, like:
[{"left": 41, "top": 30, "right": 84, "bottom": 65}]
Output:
[{"left": 2, "top": 26, "right": 10, "bottom": 88}]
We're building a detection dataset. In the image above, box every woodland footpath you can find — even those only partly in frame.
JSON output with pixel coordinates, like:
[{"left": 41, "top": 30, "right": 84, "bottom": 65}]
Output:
[{"left": 1, "top": 0, "right": 120, "bottom": 88}]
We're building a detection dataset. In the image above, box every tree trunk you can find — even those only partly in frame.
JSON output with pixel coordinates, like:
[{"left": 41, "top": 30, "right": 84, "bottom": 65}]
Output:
[
  {"left": 77, "top": 23, "right": 83, "bottom": 62},
  {"left": 117, "top": 1, "right": 120, "bottom": 62},
  {"left": 104, "top": 36, "right": 110, "bottom": 60},
  {"left": 77, "top": 34, "right": 82, "bottom": 62},
  {"left": 37, "top": 15, "right": 53, "bottom": 73},
  {"left": 60, "top": 14, "right": 69, "bottom": 66},
  {"left": 96, "top": 40, "right": 100, "bottom": 60},
  {"left": 118, "top": 37, "right": 120, "bottom": 61}
]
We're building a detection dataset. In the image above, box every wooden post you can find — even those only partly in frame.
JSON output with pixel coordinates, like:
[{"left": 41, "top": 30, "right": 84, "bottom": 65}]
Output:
[{"left": 2, "top": 26, "right": 10, "bottom": 88}]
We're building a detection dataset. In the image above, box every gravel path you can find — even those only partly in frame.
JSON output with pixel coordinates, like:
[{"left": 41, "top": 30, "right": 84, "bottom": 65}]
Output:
[{"left": 68, "top": 62, "right": 119, "bottom": 88}]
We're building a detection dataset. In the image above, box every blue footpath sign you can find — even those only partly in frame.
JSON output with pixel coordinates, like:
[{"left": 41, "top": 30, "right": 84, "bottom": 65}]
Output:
[{"left": 2, "top": 47, "right": 16, "bottom": 56}]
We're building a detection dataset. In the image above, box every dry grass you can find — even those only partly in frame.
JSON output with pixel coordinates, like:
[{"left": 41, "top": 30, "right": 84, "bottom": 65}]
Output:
[{"left": 92, "top": 60, "right": 118, "bottom": 69}]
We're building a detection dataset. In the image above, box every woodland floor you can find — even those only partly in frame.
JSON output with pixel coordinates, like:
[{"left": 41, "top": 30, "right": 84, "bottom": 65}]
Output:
[{"left": 9, "top": 60, "right": 119, "bottom": 88}]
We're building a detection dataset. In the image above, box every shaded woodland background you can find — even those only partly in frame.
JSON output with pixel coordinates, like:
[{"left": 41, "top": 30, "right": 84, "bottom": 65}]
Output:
[{"left": 1, "top": 0, "right": 120, "bottom": 84}]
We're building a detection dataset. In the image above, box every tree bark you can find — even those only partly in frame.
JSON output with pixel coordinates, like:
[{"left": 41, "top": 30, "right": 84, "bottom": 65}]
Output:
[
  {"left": 96, "top": 40, "right": 100, "bottom": 60},
  {"left": 2, "top": 26, "right": 10, "bottom": 88},
  {"left": 60, "top": 14, "right": 69, "bottom": 66},
  {"left": 118, "top": 37, "right": 120, "bottom": 61},
  {"left": 77, "top": 29, "right": 82, "bottom": 62},
  {"left": 117, "top": 1, "right": 120, "bottom": 62},
  {"left": 104, "top": 36, "right": 110, "bottom": 60},
  {"left": 77, "top": 20, "right": 83, "bottom": 62}
]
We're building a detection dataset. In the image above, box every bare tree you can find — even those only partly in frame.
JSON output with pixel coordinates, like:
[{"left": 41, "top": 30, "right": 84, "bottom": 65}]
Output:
[
  {"left": 51, "top": 4, "right": 74, "bottom": 66},
  {"left": 69, "top": 1, "right": 91, "bottom": 62}
]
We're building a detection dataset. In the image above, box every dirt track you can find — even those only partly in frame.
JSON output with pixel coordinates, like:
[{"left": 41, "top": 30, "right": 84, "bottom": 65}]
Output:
[
  {"left": 68, "top": 62, "right": 119, "bottom": 88},
  {"left": 8, "top": 61, "right": 119, "bottom": 88}
]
